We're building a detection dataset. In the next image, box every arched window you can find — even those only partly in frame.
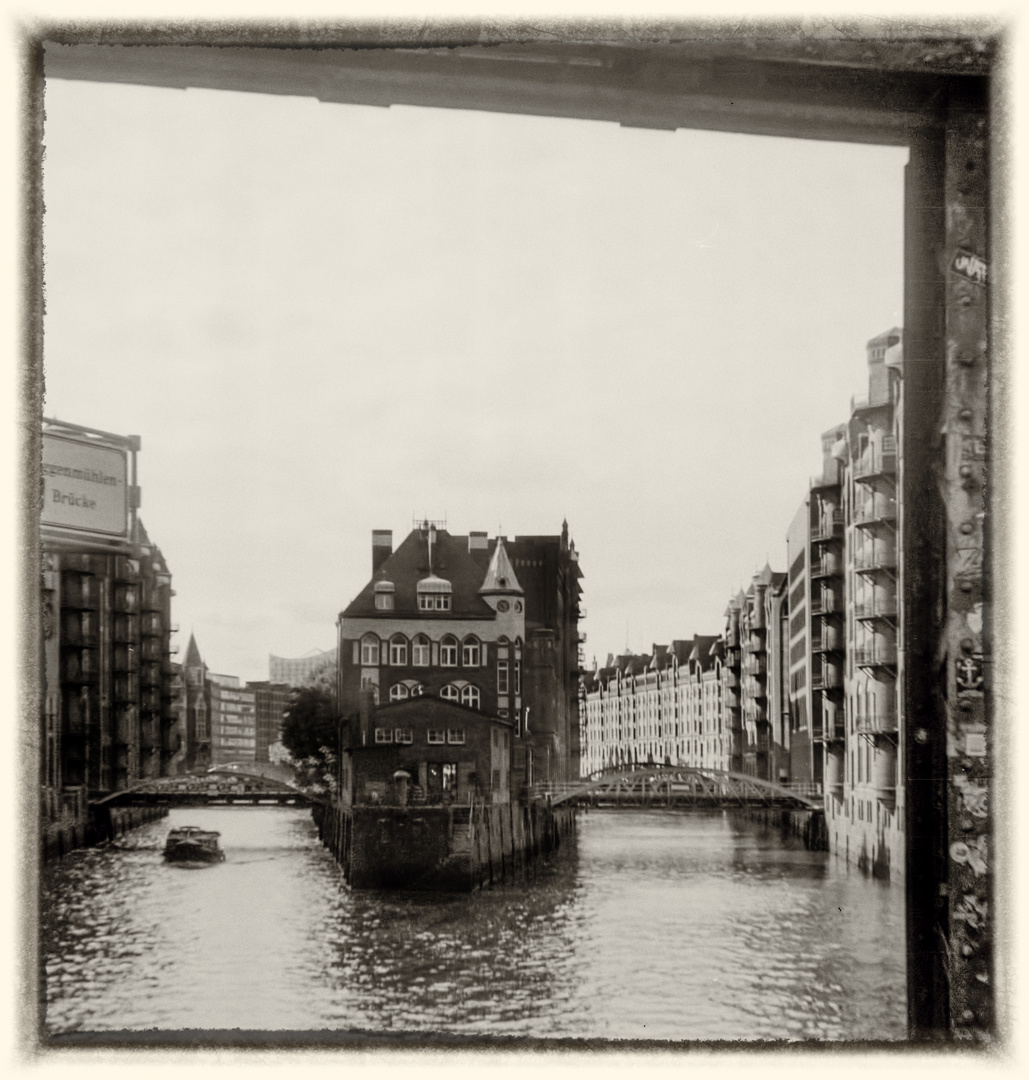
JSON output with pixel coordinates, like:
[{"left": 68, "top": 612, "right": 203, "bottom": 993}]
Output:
[
  {"left": 462, "top": 637, "right": 481, "bottom": 667},
  {"left": 440, "top": 684, "right": 460, "bottom": 702},
  {"left": 360, "top": 634, "right": 379, "bottom": 666},
  {"left": 389, "top": 635, "right": 408, "bottom": 666},
  {"left": 461, "top": 685, "right": 481, "bottom": 710},
  {"left": 410, "top": 683, "right": 425, "bottom": 697},
  {"left": 389, "top": 683, "right": 409, "bottom": 702},
  {"left": 412, "top": 634, "right": 430, "bottom": 667},
  {"left": 440, "top": 635, "right": 458, "bottom": 667}
]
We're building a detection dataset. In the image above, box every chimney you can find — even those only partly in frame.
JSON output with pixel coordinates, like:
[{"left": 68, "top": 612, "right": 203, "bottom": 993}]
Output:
[
  {"left": 468, "top": 531, "right": 488, "bottom": 552},
  {"left": 372, "top": 530, "right": 392, "bottom": 573}
]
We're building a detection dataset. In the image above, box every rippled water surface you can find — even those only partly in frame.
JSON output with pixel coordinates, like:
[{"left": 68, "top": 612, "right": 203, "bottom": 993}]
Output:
[{"left": 41, "top": 807, "right": 905, "bottom": 1040}]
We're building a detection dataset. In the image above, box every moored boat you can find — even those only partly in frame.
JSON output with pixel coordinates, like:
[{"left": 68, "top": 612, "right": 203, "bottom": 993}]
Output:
[{"left": 163, "top": 826, "right": 225, "bottom": 865}]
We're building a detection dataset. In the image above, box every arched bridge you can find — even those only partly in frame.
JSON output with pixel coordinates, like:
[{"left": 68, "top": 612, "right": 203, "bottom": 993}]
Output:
[
  {"left": 528, "top": 765, "right": 824, "bottom": 811},
  {"left": 93, "top": 767, "right": 328, "bottom": 809}
]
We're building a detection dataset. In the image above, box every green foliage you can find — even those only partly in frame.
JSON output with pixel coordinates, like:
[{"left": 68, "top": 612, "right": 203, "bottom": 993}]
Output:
[{"left": 280, "top": 686, "right": 339, "bottom": 789}]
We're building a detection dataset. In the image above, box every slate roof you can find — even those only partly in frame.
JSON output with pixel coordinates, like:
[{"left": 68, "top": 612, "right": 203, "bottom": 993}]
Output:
[
  {"left": 183, "top": 633, "right": 204, "bottom": 668},
  {"left": 342, "top": 529, "right": 522, "bottom": 621}
]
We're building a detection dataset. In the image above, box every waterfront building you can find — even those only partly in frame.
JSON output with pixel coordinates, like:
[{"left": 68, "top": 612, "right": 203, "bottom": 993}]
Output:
[
  {"left": 40, "top": 420, "right": 180, "bottom": 843},
  {"left": 827, "top": 328, "right": 905, "bottom": 876},
  {"left": 269, "top": 647, "right": 336, "bottom": 688},
  {"left": 336, "top": 520, "right": 582, "bottom": 799},
  {"left": 246, "top": 681, "right": 293, "bottom": 763},
  {"left": 579, "top": 635, "right": 725, "bottom": 776},
  {"left": 734, "top": 566, "right": 788, "bottom": 781}
]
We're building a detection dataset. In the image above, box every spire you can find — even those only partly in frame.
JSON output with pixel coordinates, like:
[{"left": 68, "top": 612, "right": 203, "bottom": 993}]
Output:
[
  {"left": 480, "top": 536, "right": 523, "bottom": 595},
  {"left": 184, "top": 633, "right": 203, "bottom": 668}
]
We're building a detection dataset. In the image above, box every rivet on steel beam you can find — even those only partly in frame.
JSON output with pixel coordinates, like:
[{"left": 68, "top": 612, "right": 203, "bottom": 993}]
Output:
[
  {"left": 960, "top": 521, "right": 976, "bottom": 535},
  {"left": 960, "top": 700, "right": 974, "bottom": 712},
  {"left": 960, "top": 581, "right": 974, "bottom": 593},
  {"left": 961, "top": 1009, "right": 975, "bottom": 1023},
  {"left": 915, "top": 728, "right": 929, "bottom": 744},
  {"left": 962, "top": 943, "right": 975, "bottom": 957},
  {"left": 961, "top": 638, "right": 975, "bottom": 653},
  {"left": 960, "top": 465, "right": 974, "bottom": 479},
  {"left": 957, "top": 351, "right": 975, "bottom": 364},
  {"left": 959, "top": 408, "right": 973, "bottom": 421}
]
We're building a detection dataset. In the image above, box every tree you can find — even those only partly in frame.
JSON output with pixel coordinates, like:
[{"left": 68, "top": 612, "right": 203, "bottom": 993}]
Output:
[{"left": 280, "top": 686, "right": 339, "bottom": 791}]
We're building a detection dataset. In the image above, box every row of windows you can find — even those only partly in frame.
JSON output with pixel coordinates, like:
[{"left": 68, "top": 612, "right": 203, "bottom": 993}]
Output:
[
  {"left": 358, "top": 633, "right": 522, "bottom": 674},
  {"left": 374, "top": 727, "right": 466, "bottom": 745}
]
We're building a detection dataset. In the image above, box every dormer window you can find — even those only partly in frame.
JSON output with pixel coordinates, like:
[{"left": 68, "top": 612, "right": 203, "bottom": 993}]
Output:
[
  {"left": 417, "top": 574, "right": 452, "bottom": 612},
  {"left": 373, "top": 581, "right": 395, "bottom": 611}
]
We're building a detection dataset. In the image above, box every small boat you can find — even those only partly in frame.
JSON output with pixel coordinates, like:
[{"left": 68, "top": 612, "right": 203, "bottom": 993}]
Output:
[{"left": 163, "top": 826, "right": 225, "bottom": 865}]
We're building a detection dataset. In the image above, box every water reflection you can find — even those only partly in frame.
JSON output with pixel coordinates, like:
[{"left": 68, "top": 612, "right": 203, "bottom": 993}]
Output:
[{"left": 41, "top": 806, "right": 905, "bottom": 1040}]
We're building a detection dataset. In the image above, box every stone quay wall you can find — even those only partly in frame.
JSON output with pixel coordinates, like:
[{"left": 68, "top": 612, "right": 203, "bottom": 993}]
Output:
[
  {"left": 315, "top": 799, "right": 575, "bottom": 890},
  {"left": 42, "top": 804, "right": 169, "bottom": 861}
]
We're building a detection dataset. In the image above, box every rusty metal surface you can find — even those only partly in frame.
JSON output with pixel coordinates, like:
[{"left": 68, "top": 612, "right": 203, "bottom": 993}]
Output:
[{"left": 942, "top": 84, "right": 990, "bottom": 1040}]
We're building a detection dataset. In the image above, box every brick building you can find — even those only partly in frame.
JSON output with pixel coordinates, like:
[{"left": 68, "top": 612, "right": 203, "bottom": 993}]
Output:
[{"left": 336, "top": 520, "right": 582, "bottom": 800}]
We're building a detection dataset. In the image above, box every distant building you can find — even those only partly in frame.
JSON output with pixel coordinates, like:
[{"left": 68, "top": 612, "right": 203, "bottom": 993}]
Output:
[
  {"left": 269, "top": 648, "right": 336, "bottom": 688},
  {"left": 180, "top": 634, "right": 211, "bottom": 772},
  {"left": 209, "top": 681, "right": 257, "bottom": 765},
  {"left": 336, "top": 520, "right": 581, "bottom": 806},
  {"left": 580, "top": 635, "right": 725, "bottom": 776},
  {"left": 246, "top": 681, "right": 293, "bottom": 763}
]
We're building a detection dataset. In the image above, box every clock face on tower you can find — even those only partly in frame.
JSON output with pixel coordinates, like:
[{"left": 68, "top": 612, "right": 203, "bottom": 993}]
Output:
[
  {"left": 514, "top": 601, "right": 523, "bottom": 612},
  {"left": 497, "top": 600, "right": 509, "bottom": 612}
]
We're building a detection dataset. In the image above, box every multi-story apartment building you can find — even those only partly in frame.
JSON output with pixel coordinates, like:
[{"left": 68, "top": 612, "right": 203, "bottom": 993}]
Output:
[
  {"left": 40, "top": 418, "right": 179, "bottom": 849},
  {"left": 208, "top": 675, "right": 257, "bottom": 766},
  {"left": 246, "top": 681, "right": 293, "bottom": 763},
  {"left": 826, "top": 328, "right": 905, "bottom": 877},
  {"left": 336, "top": 521, "right": 581, "bottom": 801}
]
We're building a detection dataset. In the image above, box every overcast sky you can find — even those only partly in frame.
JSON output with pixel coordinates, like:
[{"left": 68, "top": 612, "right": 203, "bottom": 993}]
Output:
[{"left": 41, "top": 72, "right": 907, "bottom": 682}]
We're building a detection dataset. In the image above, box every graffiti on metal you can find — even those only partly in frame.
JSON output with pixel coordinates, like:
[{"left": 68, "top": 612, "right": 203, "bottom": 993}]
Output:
[{"left": 951, "top": 249, "right": 987, "bottom": 286}]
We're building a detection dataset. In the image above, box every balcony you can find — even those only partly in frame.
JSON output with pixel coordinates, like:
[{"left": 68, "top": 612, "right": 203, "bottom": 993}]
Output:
[
  {"left": 745, "top": 678, "right": 767, "bottom": 700},
  {"left": 854, "top": 644, "right": 898, "bottom": 670},
  {"left": 855, "top": 712, "right": 899, "bottom": 735},
  {"left": 811, "top": 629, "right": 842, "bottom": 653},
  {"left": 810, "top": 511, "right": 845, "bottom": 542},
  {"left": 724, "top": 670, "right": 740, "bottom": 689},
  {"left": 60, "top": 573, "right": 99, "bottom": 609},
  {"left": 854, "top": 443, "right": 898, "bottom": 484},
  {"left": 114, "top": 556, "right": 140, "bottom": 582},
  {"left": 854, "top": 549, "right": 898, "bottom": 576},
  {"left": 63, "top": 649, "right": 98, "bottom": 684},
  {"left": 113, "top": 614, "right": 139, "bottom": 643},
  {"left": 816, "top": 715, "right": 846, "bottom": 742},
  {"left": 811, "top": 664, "right": 843, "bottom": 691},
  {"left": 855, "top": 597, "right": 897, "bottom": 622},
  {"left": 114, "top": 673, "right": 139, "bottom": 702},
  {"left": 62, "top": 612, "right": 97, "bottom": 647},
  {"left": 743, "top": 654, "right": 767, "bottom": 676},
  {"left": 853, "top": 503, "right": 897, "bottom": 529},
  {"left": 745, "top": 704, "right": 767, "bottom": 725},
  {"left": 141, "top": 613, "right": 164, "bottom": 636},
  {"left": 810, "top": 556, "right": 841, "bottom": 579},
  {"left": 810, "top": 593, "right": 839, "bottom": 617},
  {"left": 140, "top": 661, "right": 162, "bottom": 687},
  {"left": 114, "top": 585, "right": 139, "bottom": 614}
]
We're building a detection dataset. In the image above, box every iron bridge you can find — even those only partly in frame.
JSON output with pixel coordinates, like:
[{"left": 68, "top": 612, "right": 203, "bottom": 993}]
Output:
[
  {"left": 93, "top": 767, "right": 327, "bottom": 808},
  {"left": 528, "top": 765, "right": 823, "bottom": 811}
]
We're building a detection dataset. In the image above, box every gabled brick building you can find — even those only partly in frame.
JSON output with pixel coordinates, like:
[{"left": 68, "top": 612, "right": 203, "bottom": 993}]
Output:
[{"left": 336, "top": 520, "right": 582, "bottom": 801}]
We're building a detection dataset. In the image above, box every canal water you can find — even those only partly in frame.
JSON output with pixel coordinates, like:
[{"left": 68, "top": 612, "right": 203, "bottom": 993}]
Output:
[{"left": 40, "top": 807, "right": 906, "bottom": 1041}]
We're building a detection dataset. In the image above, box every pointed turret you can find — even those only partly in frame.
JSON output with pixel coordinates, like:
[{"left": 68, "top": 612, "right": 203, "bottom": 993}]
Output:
[
  {"left": 183, "top": 633, "right": 203, "bottom": 668},
  {"left": 479, "top": 536, "right": 523, "bottom": 596}
]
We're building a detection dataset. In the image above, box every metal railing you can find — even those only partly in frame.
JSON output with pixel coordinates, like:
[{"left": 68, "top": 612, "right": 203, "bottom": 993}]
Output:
[
  {"left": 855, "top": 712, "right": 899, "bottom": 735},
  {"left": 855, "top": 597, "right": 898, "bottom": 619},
  {"left": 854, "top": 644, "right": 898, "bottom": 668}
]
